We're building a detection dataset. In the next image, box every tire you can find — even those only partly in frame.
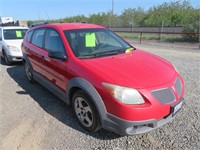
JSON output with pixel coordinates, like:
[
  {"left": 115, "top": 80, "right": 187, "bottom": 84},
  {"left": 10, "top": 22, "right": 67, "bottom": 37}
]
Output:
[
  {"left": 4, "top": 53, "right": 12, "bottom": 65},
  {"left": 24, "top": 61, "right": 34, "bottom": 83},
  {"left": 72, "top": 90, "right": 101, "bottom": 132}
]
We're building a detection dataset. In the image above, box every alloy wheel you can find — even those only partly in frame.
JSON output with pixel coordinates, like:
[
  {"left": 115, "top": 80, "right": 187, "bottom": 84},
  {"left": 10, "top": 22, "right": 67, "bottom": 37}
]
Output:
[{"left": 74, "top": 97, "right": 93, "bottom": 127}]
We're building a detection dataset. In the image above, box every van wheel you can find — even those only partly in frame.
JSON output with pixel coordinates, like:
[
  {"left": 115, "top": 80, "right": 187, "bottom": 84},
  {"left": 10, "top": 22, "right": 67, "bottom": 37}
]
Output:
[
  {"left": 24, "top": 61, "right": 34, "bottom": 83},
  {"left": 72, "top": 90, "right": 100, "bottom": 132},
  {"left": 4, "top": 53, "right": 12, "bottom": 65}
]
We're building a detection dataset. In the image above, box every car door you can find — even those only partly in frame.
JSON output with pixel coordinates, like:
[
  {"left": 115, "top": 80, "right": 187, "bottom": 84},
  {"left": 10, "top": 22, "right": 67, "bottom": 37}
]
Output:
[
  {"left": 41, "top": 28, "right": 68, "bottom": 91},
  {"left": 26, "top": 28, "right": 46, "bottom": 74}
]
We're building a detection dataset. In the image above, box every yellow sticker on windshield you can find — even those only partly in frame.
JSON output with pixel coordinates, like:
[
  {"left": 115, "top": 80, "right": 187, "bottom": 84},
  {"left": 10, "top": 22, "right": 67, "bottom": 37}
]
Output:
[
  {"left": 85, "top": 33, "right": 96, "bottom": 47},
  {"left": 16, "top": 31, "right": 22, "bottom": 37},
  {"left": 125, "top": 48, "right": 133, "bottom": 53}
]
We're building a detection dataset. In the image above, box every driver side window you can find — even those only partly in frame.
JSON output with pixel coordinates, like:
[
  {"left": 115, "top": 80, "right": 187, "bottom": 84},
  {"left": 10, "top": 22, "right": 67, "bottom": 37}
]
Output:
[{"left": 45, "top": 29, "right": 65, "bottom": 53}]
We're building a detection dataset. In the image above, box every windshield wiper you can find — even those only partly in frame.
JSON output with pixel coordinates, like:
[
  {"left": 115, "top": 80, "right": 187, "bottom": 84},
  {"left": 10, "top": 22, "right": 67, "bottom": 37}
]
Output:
[
  {"left": 95, "top": 50, "right": 125, "bottom": 57},
  {"left": 78, "top": 48, "right": 135, "bottom": 59},
  {"left": 77, "top": 54, "right": 97, "bottom": 59},
  {"left": 78, "top": 51, "right": 122, "bottom": 59}
]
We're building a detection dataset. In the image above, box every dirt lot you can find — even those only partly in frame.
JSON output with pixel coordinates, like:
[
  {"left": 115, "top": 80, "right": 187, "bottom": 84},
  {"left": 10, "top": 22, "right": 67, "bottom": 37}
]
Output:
[{"left": 0, "top": 43, "right": 200, "bottom": 150}]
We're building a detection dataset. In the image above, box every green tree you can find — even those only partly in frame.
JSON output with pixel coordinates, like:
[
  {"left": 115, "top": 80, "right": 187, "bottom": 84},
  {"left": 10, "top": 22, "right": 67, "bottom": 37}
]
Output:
[
  {"left": 120, "top": 8, "right": 146, "bottom": 27},
  {"left": 182, "top": 8, "right": 200, "bottom": 42},
  {"left": 144, "top": 1, "right": 193, "bottom": 27},
  {"left": 27, "top": 0, "right": 199, "bottom": 42},
  {"left": 88, "top": 12, "right": 110, "bottom": 26}
]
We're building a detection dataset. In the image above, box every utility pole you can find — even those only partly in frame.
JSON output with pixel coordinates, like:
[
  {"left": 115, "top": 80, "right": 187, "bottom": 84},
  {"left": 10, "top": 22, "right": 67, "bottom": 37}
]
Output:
[
  {"left": 112, "top": 0, "right": 114, "bottom": 16},
  {"left": 111, "top": 0, "right": 114, "bottom": 28}
]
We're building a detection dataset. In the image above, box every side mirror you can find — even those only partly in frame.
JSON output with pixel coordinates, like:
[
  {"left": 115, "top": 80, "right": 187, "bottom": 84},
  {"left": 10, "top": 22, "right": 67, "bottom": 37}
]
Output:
[{"left": 48, "top": 51, "right": 67, "bottom": 61}]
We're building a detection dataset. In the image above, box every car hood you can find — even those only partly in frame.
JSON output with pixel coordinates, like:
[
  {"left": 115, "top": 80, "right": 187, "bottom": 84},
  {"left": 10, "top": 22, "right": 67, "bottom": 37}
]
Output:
[
  {"left": 82, "top": 50, "right": 176, "bottom": 88},
  {"left": 4, "top": 39, "right": 23, "bottom": 51}
]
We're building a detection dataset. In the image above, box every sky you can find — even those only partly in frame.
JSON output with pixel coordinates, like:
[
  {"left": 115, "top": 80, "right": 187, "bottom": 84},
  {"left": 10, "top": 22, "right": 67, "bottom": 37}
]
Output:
[{"left": 0, "top": 0, "right": 199, "bottom": 21}]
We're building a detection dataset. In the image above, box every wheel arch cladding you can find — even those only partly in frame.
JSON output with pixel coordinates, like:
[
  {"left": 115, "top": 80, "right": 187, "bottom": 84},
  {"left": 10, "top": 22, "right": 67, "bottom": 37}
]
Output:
[{"left": 67, "top": 77, "right": 107, "bottom": 123}]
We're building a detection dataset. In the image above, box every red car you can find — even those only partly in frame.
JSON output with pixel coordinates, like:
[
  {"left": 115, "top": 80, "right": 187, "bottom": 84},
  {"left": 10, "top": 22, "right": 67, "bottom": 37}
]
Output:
[{"left": 22, "top": 23, "right": 184, "bottom": 135}]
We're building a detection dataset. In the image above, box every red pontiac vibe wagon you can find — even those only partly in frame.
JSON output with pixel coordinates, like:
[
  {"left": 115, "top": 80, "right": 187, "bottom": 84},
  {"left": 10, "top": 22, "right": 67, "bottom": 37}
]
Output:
[{"left": 22, "top": 23, "right": 184, "bottom": 135}]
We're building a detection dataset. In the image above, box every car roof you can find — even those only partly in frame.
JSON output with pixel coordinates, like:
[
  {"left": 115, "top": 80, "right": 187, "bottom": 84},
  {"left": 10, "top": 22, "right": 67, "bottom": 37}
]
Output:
[
  {"left": 32, "top": 23, "right": 105, "bottom": 30},
  {"left": 0, "top": 26, "right": 29, "bottom": 30}
]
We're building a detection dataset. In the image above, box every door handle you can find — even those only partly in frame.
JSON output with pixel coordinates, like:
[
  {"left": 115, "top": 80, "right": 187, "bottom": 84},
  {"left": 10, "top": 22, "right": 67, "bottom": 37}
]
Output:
[
  {"left": 26, "top": 48, "right": 30, "bottom": 52},
  {"left": 41, "top": 55, "right": 50, "bottom": 61},
  {"left": 41, "top": 55, "right": 45, "bottom": 60}
]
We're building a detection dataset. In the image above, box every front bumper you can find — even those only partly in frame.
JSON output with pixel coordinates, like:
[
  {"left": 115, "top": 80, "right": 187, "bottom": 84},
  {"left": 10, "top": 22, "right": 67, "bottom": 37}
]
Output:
[
  {"left": 102, "top": 98, "right": 184, "bottom": 135},
  {"left": 7, "top": 55, "right": 23, "bottom": 62}
]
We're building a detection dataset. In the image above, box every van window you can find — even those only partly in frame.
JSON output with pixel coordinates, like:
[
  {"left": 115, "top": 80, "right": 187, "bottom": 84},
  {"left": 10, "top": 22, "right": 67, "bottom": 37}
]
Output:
[{"left": 3, "top": 29, "right": 28, "bottom": 40}]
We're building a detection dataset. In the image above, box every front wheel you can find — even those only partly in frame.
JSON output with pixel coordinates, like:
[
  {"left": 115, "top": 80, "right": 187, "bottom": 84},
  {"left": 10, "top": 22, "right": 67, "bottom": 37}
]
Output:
[
  {"left": 72, "top": 90, "right": 101, "bottom": 132},
  {"left": 4, "top": 53, "right": 12, "bottom": 65}
]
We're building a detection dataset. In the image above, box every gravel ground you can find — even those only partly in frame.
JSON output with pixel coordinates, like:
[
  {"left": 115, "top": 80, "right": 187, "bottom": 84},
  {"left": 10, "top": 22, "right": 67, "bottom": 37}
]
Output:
[{"left": 0, "top": 43, "right": 200, "bottom": 150}]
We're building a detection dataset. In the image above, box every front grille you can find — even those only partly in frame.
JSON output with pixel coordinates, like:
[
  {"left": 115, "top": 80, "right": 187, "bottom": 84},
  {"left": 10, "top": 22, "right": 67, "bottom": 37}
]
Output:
[
  {"left": 174, "top": 77, "right": 182, "bottom": 98},
  {"left": 151, "top": 88, "right": 175, "bottom": 104}
]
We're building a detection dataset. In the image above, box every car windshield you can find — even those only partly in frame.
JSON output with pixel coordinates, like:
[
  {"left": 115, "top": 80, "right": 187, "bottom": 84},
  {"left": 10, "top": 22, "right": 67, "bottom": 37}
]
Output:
[
  {"left": 3, "top": 29, "right": 28, "bottom": 40},
  {"left": 64, "top": 28, "right": 134, "bottom": 58}
]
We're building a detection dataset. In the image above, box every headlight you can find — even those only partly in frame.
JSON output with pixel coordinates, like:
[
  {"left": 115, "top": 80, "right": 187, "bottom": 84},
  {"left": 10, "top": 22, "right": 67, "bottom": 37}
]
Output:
[
  {"left": 102, "top": 82, "right": 145, "bottom": 104},
  {"left": 7, "top": 45, "right": 20, "bottom": 52}
]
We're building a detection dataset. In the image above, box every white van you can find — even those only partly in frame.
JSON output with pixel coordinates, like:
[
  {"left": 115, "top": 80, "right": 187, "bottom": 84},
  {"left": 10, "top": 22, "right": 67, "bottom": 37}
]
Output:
[{"left": 0, "top": 26, "right": 28, "bottom": 65}]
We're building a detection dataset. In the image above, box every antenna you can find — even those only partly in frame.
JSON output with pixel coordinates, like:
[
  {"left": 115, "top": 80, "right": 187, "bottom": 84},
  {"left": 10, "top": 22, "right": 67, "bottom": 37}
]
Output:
[
  {"left": 112, "top": 0, "right": 114, "bottom": 16},
  {"left": 44, "top": 10, "right": 50, "bottom": 20},
  {"left": 38, "top": 8, "right": 40, "bottom": 20}
]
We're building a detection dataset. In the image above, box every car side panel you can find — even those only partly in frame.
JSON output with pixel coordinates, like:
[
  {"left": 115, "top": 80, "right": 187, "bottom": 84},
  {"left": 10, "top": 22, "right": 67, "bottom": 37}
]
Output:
[
  {"left": 40, "top": 50, "right": 68, "bottom": 92},
  {"left": 23, "top": 42, "right": 43, "bottom": 74},
  {"left": 32, "top": 69, "right": 68, "bottom": 103}
]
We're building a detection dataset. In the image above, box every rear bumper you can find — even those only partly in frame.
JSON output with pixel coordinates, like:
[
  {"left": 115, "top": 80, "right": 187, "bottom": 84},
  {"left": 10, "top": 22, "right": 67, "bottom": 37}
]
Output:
[{"left": 102, "top": 98, "right": 184, "bottom": 135}]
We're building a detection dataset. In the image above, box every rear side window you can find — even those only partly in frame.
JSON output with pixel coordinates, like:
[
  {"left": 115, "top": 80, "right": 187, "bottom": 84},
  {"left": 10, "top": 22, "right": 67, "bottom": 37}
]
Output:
[
  {"left": 27, "top": 30, "right": 34, "bottom": 42},
  {"left": 31, "top": 29, "right": 45, "bottom": 48}
]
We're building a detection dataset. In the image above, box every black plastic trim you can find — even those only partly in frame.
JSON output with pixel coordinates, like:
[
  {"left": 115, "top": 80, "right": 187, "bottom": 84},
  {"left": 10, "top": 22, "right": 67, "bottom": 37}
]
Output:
[
  {"left": 66, "top": 77, "right": 107, "bottom": 125},
  {"left": 32, "top": 71, "right": 68, "bottom": 103}
]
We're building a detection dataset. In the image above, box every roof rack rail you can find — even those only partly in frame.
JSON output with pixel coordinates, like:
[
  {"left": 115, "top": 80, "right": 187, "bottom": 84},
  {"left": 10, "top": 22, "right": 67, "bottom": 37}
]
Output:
[
  {"left": 29, "top": 22, "right": 48, "bottom": 28},
  {"left": 70, "top": 22, "right": 87, "bottom": 24}
]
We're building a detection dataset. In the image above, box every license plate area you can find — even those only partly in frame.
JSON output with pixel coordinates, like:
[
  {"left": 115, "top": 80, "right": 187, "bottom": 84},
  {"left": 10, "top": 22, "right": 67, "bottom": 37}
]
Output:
[{"left": 171, "top": 101, "right": 183, "bottom": 116}]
